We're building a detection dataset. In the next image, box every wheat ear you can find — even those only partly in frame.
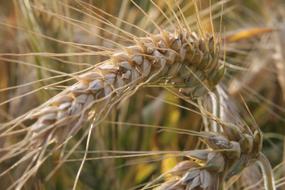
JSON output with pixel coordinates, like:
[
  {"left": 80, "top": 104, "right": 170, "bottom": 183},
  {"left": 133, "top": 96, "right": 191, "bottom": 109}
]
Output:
[
  {"left": 25, "top": 29, "right": 222, "bottom": 143},
  {"left": 1, "top": 28, "right": 223, "bottom": 189}
]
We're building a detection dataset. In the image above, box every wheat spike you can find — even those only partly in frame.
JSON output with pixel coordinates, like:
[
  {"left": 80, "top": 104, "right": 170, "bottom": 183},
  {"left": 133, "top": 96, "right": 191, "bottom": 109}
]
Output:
[
  {"left": 1, "top": 28, "right": 223, "bottom": 189},
  {"left": 26, "top": 29, "right": 222, "bottom": 143}
]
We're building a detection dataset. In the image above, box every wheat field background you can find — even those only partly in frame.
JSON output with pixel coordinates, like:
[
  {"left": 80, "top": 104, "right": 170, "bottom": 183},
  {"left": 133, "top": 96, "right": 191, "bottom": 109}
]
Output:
[{"left": 0, "top": 0, "right": 284, "bottom": 189}]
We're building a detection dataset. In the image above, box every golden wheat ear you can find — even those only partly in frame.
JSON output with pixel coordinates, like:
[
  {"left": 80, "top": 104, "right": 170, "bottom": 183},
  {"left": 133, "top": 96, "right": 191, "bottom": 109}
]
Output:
[
  {"left": 1, "top": 26, "right": 224, "bottom": 189},
  {"left": 0, "top": 0, "right": 227, "bottom": 189},
  {"left": 27, "top": 28, "right": 222, "bottom": 140}
]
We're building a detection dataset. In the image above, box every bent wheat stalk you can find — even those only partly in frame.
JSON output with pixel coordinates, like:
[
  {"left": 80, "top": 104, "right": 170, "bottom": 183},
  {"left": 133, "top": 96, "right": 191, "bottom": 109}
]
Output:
[
  {"left": 1, "top": 28, "right": 224, "bottom": 189},
  {"left": 154, "top": 86, "right": 275, "bottom": 190}
]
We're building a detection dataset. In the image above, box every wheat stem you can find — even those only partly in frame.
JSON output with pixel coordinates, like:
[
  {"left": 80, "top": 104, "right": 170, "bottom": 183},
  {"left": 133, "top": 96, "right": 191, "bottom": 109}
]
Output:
[{"left": 258, "top": 153, "right": 276, "bottom": 190}]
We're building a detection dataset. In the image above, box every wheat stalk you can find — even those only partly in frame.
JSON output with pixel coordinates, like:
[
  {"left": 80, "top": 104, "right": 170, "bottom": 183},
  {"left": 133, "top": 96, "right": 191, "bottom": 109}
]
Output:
[{"left": 153, "top": 86, "right": 275, "bottom": 190}]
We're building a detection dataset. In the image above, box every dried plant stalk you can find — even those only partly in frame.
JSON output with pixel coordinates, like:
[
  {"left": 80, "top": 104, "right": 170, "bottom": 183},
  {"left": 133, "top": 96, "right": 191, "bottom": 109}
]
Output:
[{"left": 154, "top": 87, "right": 275, "bottom": 190}]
